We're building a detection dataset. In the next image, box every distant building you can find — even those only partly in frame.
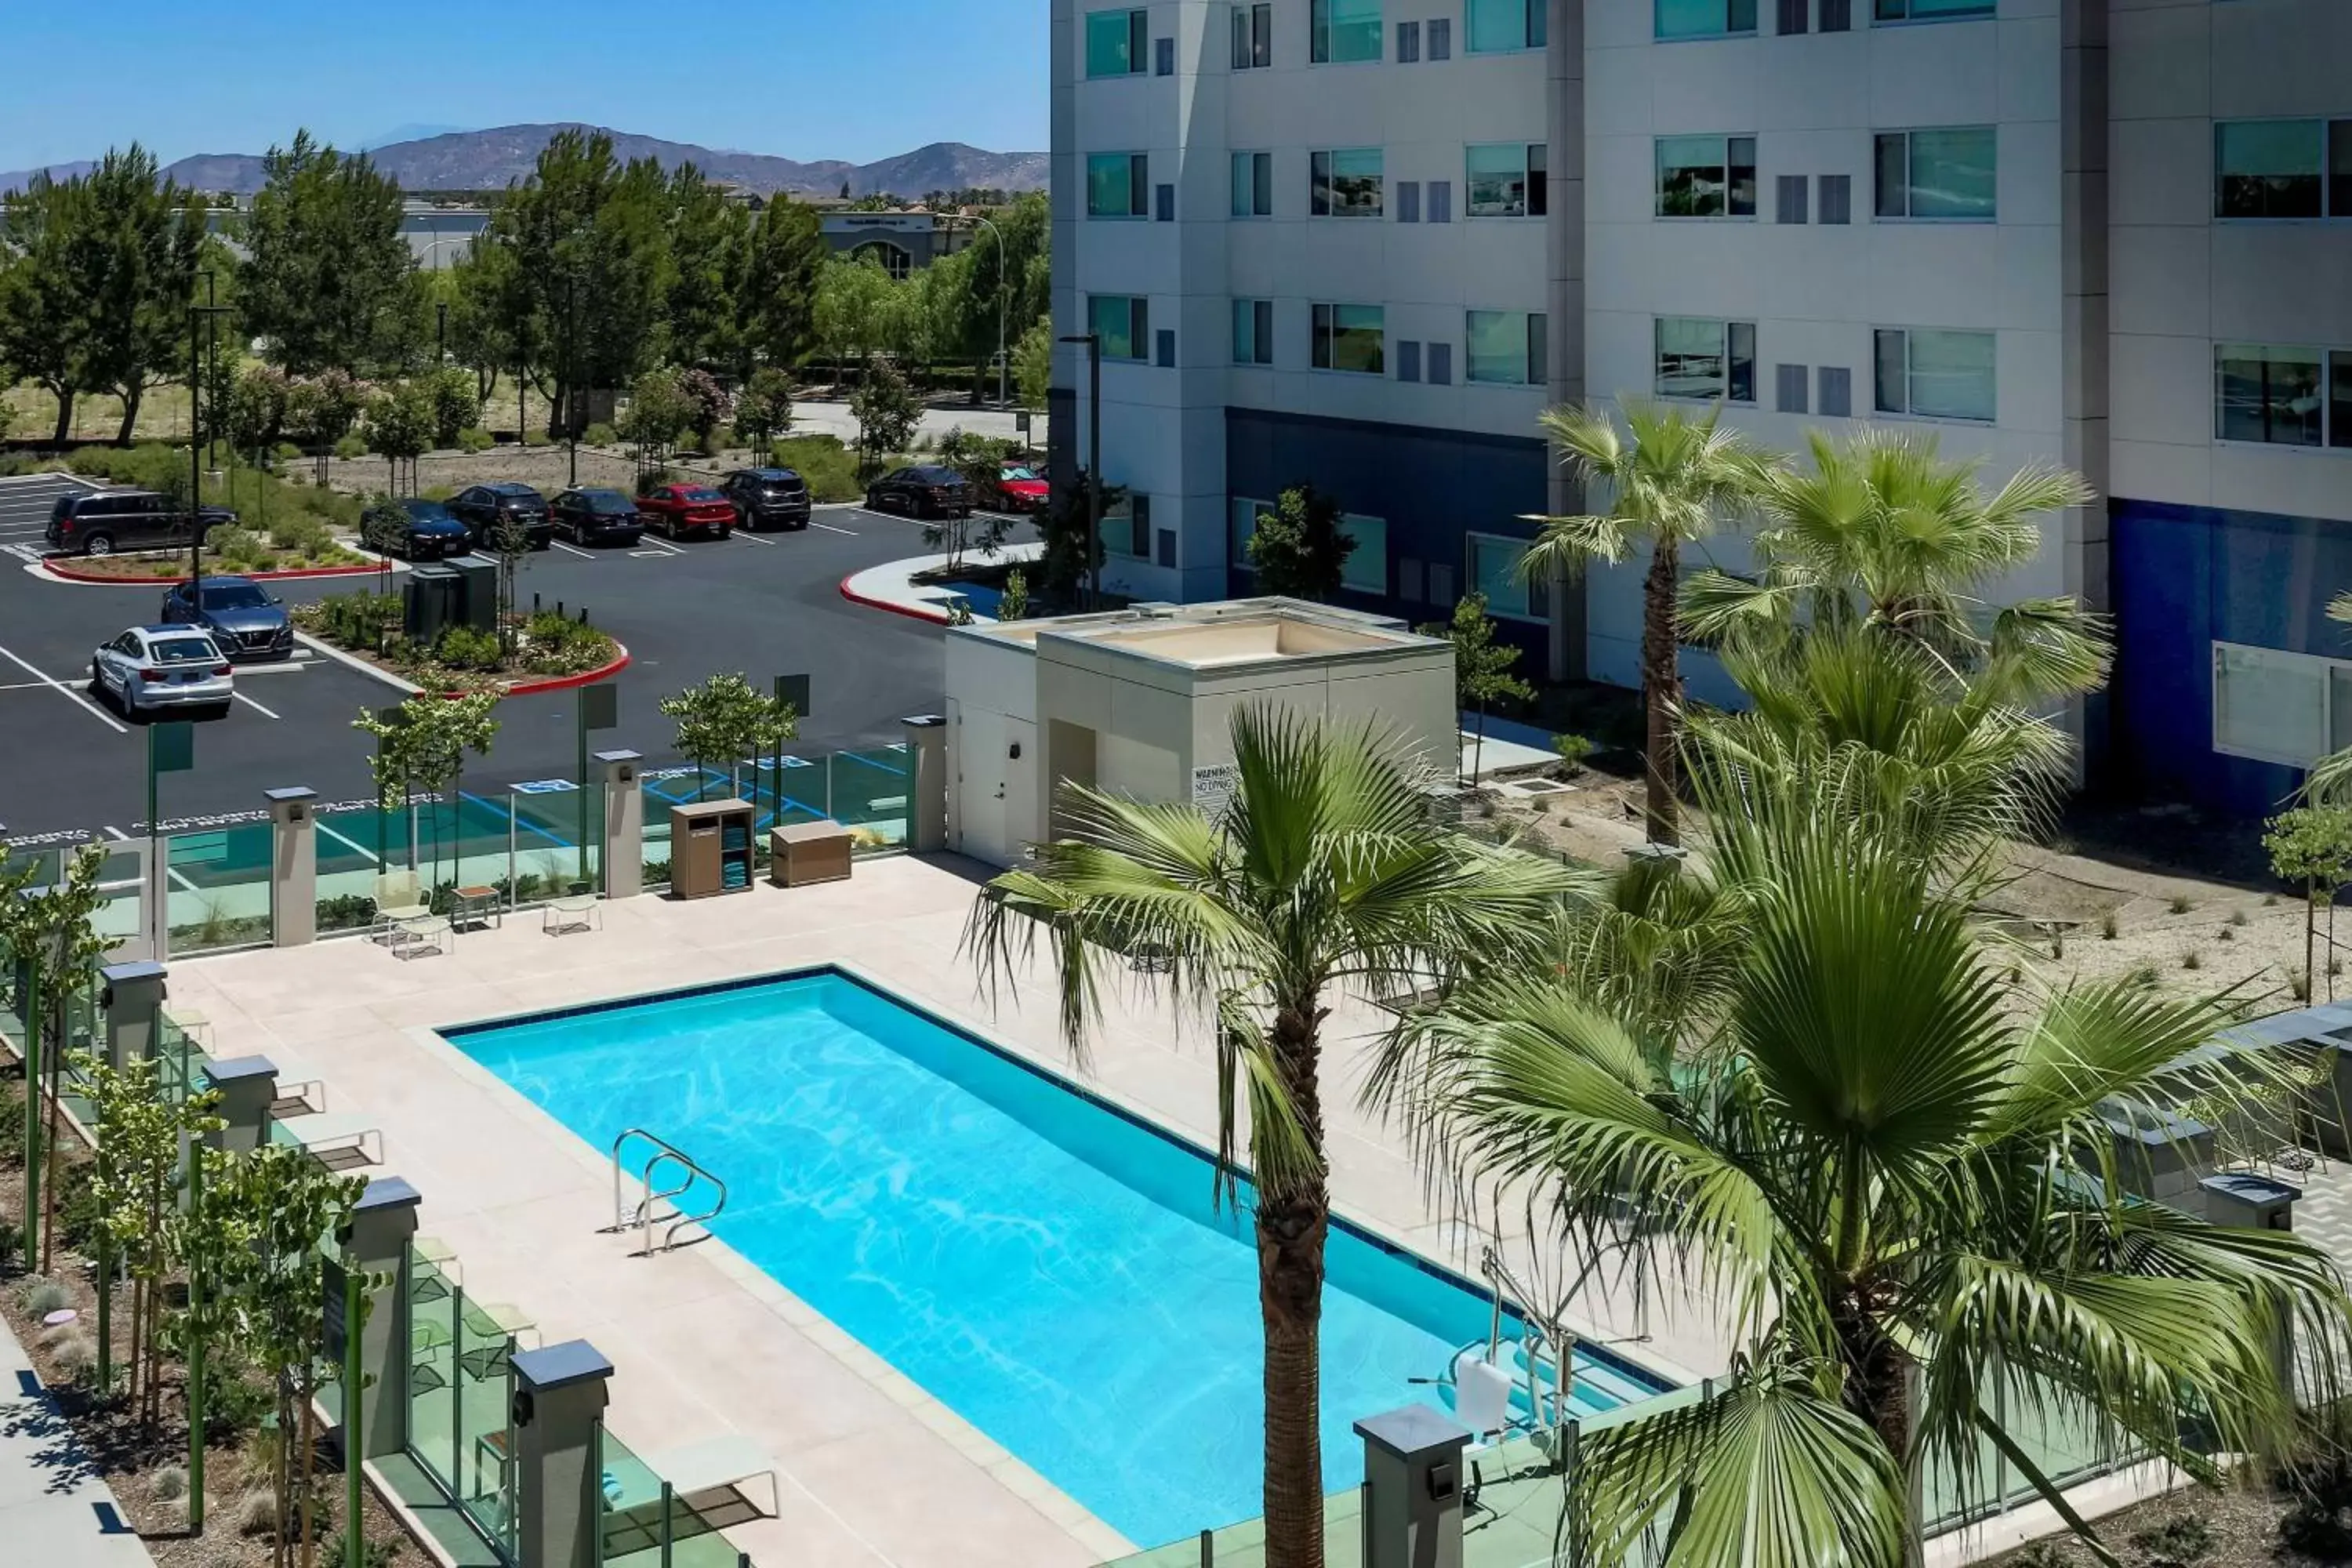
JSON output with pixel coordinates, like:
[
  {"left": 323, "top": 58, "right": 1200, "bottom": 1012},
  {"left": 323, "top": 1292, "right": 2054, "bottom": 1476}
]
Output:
[{"left": 820, "top": 211, "right": 975, "bottom": 279}]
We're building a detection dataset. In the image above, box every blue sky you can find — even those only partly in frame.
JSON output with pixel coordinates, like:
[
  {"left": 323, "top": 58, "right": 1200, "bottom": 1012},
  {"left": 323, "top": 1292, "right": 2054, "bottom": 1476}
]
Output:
[{"left": 0, "top": 0, "right": 1047, "bottom": 172}]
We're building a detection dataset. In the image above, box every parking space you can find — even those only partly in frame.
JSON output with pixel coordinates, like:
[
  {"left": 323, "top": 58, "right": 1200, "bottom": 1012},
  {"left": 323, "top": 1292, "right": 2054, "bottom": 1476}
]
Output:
[{"left": 0, "top": 489, "right": 1031, "bottom": 847}]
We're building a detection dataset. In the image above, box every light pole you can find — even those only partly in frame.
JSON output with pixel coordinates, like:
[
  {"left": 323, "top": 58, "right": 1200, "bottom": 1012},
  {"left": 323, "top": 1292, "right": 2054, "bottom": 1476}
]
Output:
[
  {"left": 437, "top": 301, "right": 448, "bottom": 365},
  {"left": 1058, "top": 332, "right": 1102, "bottom": 612},
  {"left": 970, "top": 215, "right": 1010, "bottom": 408},
  {"left": 189, "top": 274, "right": 233, "bottom": 591}
]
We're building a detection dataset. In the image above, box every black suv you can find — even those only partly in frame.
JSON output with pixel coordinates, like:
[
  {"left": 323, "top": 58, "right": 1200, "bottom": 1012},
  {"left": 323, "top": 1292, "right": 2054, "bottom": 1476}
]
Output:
[
  {"left": 447, "top": 483, "right": 553, "bottom": 550},
  {"left": 46, "top": 490, "right": 237, "bottom": 557},
  {"left": 719, "top": 468, "right": 812, "bottom": 532}
]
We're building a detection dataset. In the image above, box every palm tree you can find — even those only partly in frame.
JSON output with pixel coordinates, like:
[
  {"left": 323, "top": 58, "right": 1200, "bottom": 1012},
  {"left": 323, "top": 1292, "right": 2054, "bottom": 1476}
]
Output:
[
  {"left": 1524, "top": 400, "right": 1766, "bottom": 847},
  {"left": 1377, "top": 813, "right": 2352, "bottom": 1568},
  {"left": 964, "top": 706, "right": 1570, "bottom": 1568},
  {"left": 1681, "top": 427, "right": 2103, "bottom": 706}
]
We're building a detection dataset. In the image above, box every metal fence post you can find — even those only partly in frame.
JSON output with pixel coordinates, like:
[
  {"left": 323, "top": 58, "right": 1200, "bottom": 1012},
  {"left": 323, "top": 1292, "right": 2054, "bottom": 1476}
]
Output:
[{"left": 507, "top": 794, "right": 519, "bottom": 909}]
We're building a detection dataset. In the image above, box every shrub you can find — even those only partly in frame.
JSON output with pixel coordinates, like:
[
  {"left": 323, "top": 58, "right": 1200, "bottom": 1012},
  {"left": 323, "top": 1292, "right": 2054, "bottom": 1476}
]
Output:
[
  {"left": 2129, "top": 1514, "right": 2213, "bottom": 1568},
  {"left": 150, "top": 1465, "right": 189, "bottom": 1504},
  {"left": 54, "top": 1161, "right": 102, "bottom": 1250},
  {"left": 235, "top": 1487, "right": 279, "bottom": 1537},
  {"left": 456, "top": 426, "right": 493, "bottom": 454},
  {"left": 268, "top": 516, "right": 332, "bottom": 556},
  {"left": 1551, "top": 734, "right": 1595, "bottom": 772},
  {"left": 582, "top": 422, "right": 618, "bottom": 447},
  {"left": 317, "top": 894, "right": 379, "bottom": 932},
  {"left": 274, "top": 441, "right": 305, "bottom": 463},
  {"left": 2280, "top": 1448, "right": 2352, "bottom": 1563},
  {"left": 20, "top": 1280, "right": 71, "bottom": 1317},
  {"left": 771, "top": 434, "right": 861, "bottom": 503},
  {"left": 322, "top": 1529, "right": 399, "bottom": 1568},
  {"left": 2100, "top": 910, "right": 2118, "bottom": 940},
  {"left": 434, "top": 624, "right": 503, "bottom": 672},
  {"left": 2169, "top": 893, "right": 2194, "bottom": 915},
  {"left": 312, "top": 591, "right": 401, "bottom": 652},
  {"left": 520, "top": 614, "right": 615, "bottom": 677},
  {"left": 48, "top": 1329, "right": 96, "bottom": 1379},
  {"left": 521, "top": 427, "right": 553, "bottom": 448},
  {"left": 333, "top": 434, "right": 368, "bottom": 460},
  {"left": 206, "top": 1368, "right": 276, "bottom": 1439}
]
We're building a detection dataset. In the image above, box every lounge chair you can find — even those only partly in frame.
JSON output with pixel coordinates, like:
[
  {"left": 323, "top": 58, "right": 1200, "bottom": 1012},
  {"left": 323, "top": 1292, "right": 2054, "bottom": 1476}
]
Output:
[
  {"left": 393, "top": 913, "right": 452, "bottom": 960},
  {"left": 270, "top": 1111, "right": 383, "bottom": 1172},
  {"left": 600, "top": 1434, "right": 779, "bottom": 1559},
  {"left": 543, "top": 894, "right": 601, "bottom": 936}
]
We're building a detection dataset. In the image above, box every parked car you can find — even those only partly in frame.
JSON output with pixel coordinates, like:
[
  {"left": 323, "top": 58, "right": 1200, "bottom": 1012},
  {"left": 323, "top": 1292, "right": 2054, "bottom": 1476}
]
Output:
[
  {"left": 447, "top": 482, "right": 554, "bottom": 551},
  {"left": 993, "top": 464, "right": 1049, "bottom": 514},
  {"left": 636, "top": 484, "right": 735, "bottom": 541},
  {"left": 718, "top": 468, "right": 812, "bottom": 532},
  {"left": 89, "top": 626, "right": 234, "bottom": 719},
  {"left": 865, "top": 465, "right": 973, "bottom": 521},
  {"left": 46, "top": 489, "right": 236, "bottom": 557},
  {"left": 550, "top": 488, "right": 646, "bottom": 547},
  {"left": 161, "top": 575, "right": 293, "bottom": 662},
  {"left": 363, "top": 499, "right": 474, "bottom": 561}
]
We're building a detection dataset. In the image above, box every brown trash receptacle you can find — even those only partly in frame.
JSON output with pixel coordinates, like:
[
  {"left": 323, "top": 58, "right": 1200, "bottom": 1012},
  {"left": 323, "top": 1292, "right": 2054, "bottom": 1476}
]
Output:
[
  {"left": 670, "top": 800, "right": 757, "bottom": 900},
  {"left": 770, "top": 820, "right": 854, "bottom": 887}
]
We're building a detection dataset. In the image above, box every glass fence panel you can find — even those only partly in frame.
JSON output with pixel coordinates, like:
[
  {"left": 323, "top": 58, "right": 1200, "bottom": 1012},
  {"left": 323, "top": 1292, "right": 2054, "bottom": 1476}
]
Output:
[
  {"left": 828, "top": 746, "right": 912, "bottom": 851},
  {"left": 165, "top": 823, "right": 276, "bottom": 954},
  {"left": 453, "top": 1295, "right": 521, "bottom": 1552},
  {"left": 93, "top": 846, "right": 147, "bottom": 953},
  {"left": 406, "top": 1250, "right": 461, "bottom": 1499},
  {"left": 506, "top": 784, "right": 599, "bottom": 903},
  {"left": 1922, "top": 1372, "right": 2124, "bottom": 1535},
  {"left": 315, "top": 805, "right": 404, "bottom": 936},
  {"left": 599, "top": 1428, "right": 749, "bottom": 1568}
]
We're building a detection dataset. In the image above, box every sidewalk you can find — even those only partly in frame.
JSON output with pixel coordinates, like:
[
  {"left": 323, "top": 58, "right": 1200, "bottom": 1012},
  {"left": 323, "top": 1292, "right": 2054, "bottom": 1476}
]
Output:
[
  {"left": 840, "top": 542, "right": 1047, "bottom": 625},
  {"left": 0, "top": 1318, "right": 154, "bottom": 1566}
]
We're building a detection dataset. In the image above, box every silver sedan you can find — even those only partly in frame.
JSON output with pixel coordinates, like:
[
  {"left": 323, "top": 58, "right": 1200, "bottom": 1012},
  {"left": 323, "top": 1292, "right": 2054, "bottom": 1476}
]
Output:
[{"left": 89, "top": 625, "right": 236, "bottom": 718}]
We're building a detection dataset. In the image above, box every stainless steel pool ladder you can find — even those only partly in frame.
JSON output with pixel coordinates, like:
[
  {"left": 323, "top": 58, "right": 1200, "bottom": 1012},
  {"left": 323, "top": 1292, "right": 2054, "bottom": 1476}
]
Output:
[{"left": 610, "top": 1127, "right": 728, "bottom": 1258}]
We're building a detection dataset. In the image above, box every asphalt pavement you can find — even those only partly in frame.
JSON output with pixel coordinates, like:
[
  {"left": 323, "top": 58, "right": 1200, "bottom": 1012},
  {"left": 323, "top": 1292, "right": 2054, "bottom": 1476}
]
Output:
[{"left": 0, "top": 471, "right": 1031, "bottom": 844}]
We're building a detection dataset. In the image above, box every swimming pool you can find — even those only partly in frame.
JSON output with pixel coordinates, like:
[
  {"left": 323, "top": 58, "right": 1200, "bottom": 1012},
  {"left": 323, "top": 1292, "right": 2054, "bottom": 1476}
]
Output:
[{"left": 447, "top": 968, "right": 1671, "bottom": 1548}]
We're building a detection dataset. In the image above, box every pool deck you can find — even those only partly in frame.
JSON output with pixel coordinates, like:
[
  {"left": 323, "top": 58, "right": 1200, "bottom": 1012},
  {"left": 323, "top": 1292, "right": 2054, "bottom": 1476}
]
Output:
[{"left": 163, "top": 853, "right": 1728, "bottom": 1568}]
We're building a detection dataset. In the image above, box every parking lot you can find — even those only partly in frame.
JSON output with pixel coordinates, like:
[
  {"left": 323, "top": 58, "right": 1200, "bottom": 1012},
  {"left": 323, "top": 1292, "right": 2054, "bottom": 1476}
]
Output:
[{"left": 0, "top": 471, "right": 1032, "bottom": 844}]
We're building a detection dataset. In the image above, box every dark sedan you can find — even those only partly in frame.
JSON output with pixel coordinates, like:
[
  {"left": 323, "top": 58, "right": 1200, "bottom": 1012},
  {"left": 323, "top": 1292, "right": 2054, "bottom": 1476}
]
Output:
[
  {"left": 161, "top": 575, "right": 294, "bottom": 662},
  {"left": 719, "top": 468, "right": 812, "bottom": 532},
  {"left": 448, "top": 482, "right": 553, "bottom": 550},
  {"left": 865, "top": 464, "right": 973, "bottom": 521},
  {"left": 364, "top": 499, "right": 474, "bottom": 561},
  {"left": 550, "top": 488, "right": 645, "bottom": 547}
]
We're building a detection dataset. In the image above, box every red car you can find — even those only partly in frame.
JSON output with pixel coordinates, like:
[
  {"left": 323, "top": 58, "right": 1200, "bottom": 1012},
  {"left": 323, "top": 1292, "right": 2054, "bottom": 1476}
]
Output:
[
  {"left": 636, "top": 484, "right": 735, "bottom": 541},
  {"left": 994, "top": 464, "right": 1049, "bottom": 514}
]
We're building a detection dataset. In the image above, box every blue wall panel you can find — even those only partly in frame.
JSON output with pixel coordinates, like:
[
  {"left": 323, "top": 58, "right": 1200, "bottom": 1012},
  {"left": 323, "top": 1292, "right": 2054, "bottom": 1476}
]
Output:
[
  {"left": 1224, "top": 408, "right": 1550, "bottom": 652},
  {"left": 2110, "top": 497, "right": 2350, "bottom": 816}
]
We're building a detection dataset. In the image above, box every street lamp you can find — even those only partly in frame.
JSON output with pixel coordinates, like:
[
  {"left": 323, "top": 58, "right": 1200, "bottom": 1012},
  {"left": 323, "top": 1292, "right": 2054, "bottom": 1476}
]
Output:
[
  {"left": 189, "top": 274, "right": 234, "bottom": 591},
  {"left": 968, "top": 215, "right": 1010, "bottom": 408},
  {"left": 1058, "top": 332, "right": 1102, "bottom": 612}
]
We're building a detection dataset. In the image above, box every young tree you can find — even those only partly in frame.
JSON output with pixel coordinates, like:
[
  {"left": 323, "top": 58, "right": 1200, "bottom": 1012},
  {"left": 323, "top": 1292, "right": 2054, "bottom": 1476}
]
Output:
[
  {"left": 283, "top": 370, "right": 365, "bottom": 483},
  {"left": 2266, "top": 806, "right": 2352, "bottom": 1001},
  {"left": 354, "top": 693, "right": 499, "bottom": 891},
  {"left": 735, "top": 196, "right": 826, "bottom": 378},
  {"left": 365, "top": 378, "right": 434, "bottom": 494},
  {"left": 484, "top": 506, "right": 534, "bottom": 656},
  {"left": 1421, "top": 591, "right": 1534, "bottom": 786},
  {"left": 241, "top": 131, "right": 414, "bottom": 377},
  {"left": 1011, "top": 316, "right": 1054, "bottom": 417},
  {"left": 0, "top": 169, "right": 96, "bottom": 442},
  {"left": 659, "top": 673, "right": 797, "bottom": 802},
  {"left": 619, "top": 366, "right": 699, "bottom": 475},
  {"left": 0, "top": 845, "right": 111, "bottom": 1272},
  {"left": 996, "top": 568, "right": 1031, "bottom": 623},
  {"left": 849, "top": 359, "right": 923, "bottom": 479},
  {"left": 664, "top": 165, "right": 748, "bottom": 373},
  {"left": 1248, "top": 484, "right": 1356, "bottom": 601},
  {"left": 813, "top": 253, "right": 898, "bottom": 383},
  {"left": 227, "top": 361, "right": 293, "bottom": 466},
  {"left": 931, "top": 428, "right": 1018, "bottom": 570},
  {"left": 675, "top": 366, "right": 729, "bottom": 453},
  {"left": 967, "top": 709, "right": 1570, "bottom": 1568},
  {"left": 1036, "top": 470, "right": 1119, "bottom": 608},
  {"left": 733, "top": 365, "right": 795, "bottom": 456},
  {"left": 421, "top": 363, "right": 481, "bottom": 447},
  {"left": 1525, "top": 400, "right": 1764, "bottom": 846}
]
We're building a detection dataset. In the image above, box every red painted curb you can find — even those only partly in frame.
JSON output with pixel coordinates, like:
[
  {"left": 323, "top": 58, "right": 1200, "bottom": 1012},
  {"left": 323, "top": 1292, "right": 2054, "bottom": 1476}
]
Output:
[
  {"left": 840, "top": 574, "right": 951, "bottom": 626},
  {"left": 489, "top": 644, "right": 633, "bottom": 698},
  {"left": 41, "top": 557, "right": 386, "bottom": 586}
]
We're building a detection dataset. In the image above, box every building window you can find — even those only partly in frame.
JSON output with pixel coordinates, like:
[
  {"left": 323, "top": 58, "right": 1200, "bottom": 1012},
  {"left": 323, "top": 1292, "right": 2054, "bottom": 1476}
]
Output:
[
  {"left": 1312, "top": 149, "right": 1385, "bottom": 217},
  {"left": 1874, "top": 328, "right": 1995, "bottom": 421},
  {"left": 1875, "top": 127, "right": 1996, "bottom": 220},
  {"left": 1818, "top": 365, "right": 1852, "bottom": 417},
  {"left": 1656, "top": 0, "right": 1759, "bottom": 40},
  {"left": 1466, "top": 310, "right": 1548, "bottom": 385},
  {"left": 1230, "top": 496, "right": 1274, "bottom": 565},
  {"left": 1820, "top": 0, "right": 1851, "bottom": 27},
  {"left": 1232, "top": 2, "right": 1275, "bottom": 66},
  {"left": 2213, "top": 343, "right": 2352, "bottom": 448},
  {"left": 1776, "top": 362, "right": 1809, "bottom": 413},
  {"left": 1656, "top": 318, "right": 1757, "bottom": 402},
  {"left": 1777, "top": 0, "right": 1808, "bottom": 34},
  {"left": 1312, "top": 0, "right": 1383, "bottom": 62},
  {"left": 1312, "top": 303, "right": 1386, "bottom": 374},
  {"left": 1873, "top": 0, "right": 1993, "bottom": 20},
  {"left": 1086, "top": 7, "right": 1150, "bottom": 76},
  {"left": 1818, "top": 173, "right": 1851, "bottom": 224},
  {"left": 1232, "top": 298, "right": 1275, "bottom": 365},
  {"left": 1341, "top": 515, "right": 1389, "bottom": 593},
  {"left": 1398, "top": 180, "right": 1421, "bottom": 222},
  {"left": 1428, "top": 16, "right": 1452, "bottom": 56},
  {"left": 1088, "top": 295, "right": 1151, "bottom": 361},
  {"left": 1776, "top": 174, "right": 1809, "bottom": 223},
  {"left": 1156, "top": 183, "right": 1175, "bottom": 222},
  {"left": 1428, "top": 180, "right": 1454, "bottom": 223},
  {"left": 1156, "top": 35, "right": 1176, "bottom": 74},
  {"left": 2216, "top": 119, "right": 2352, "bottom": 220},
  {"left": 1428, "top": 341, "right": 1454, "bottom": 384},
  {"left": 1397, "top": 339, "right": 1422, "bottom": 381},
  {"left": 1657, "top": 136, "right": 1758, "bottom": 218},
  {"left": 1467, "top": 143, "right": 1548, "bottom": 217},
  {"left": 1087, "top": 153, "right": 1150, "bottom": 218},
  {"left": 2213, "top": 641, "right": 2337, "bottom": 767},
  {"left": 1156, "top": 328, "right": 1176, "bottom": 368},
  {"left": 1398, "top": 557, "right": 1426, "bottom": 602},
  {"left": 1103, "top": 493, "right": 1152, "bottom": 559},
  {"left": 1398, "top": 19, "right": 1421, "bottom": 60},
  {"left": 1467, "top": 0, "right": 1546, "bottom": 51},
  {"left": 1467, "top": 533, "right": 1548, "bottom": 622},
  {"left": 1232, "top": 151, "right": 1273, "bottom": 216}
]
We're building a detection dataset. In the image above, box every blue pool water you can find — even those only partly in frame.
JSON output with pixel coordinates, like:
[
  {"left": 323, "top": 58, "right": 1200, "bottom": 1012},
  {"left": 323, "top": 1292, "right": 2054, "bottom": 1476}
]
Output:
[{"left": 448, "top": 969, "right": 1670, "bottom": 1548}]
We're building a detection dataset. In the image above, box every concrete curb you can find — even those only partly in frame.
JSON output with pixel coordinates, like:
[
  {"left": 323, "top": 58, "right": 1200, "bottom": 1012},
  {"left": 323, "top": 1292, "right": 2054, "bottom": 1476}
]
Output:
[
  {"left": 840, "top": 574, "right": 953, "bottom": 626},
  {"left": 41, "top": 557, "right": 390, "bottom": 586},
  {"left": 289, "top": 631, "right": 630, "bottom": 700},
  {"left": 503, "top": 644, "right": 632, "bottom": 697}
]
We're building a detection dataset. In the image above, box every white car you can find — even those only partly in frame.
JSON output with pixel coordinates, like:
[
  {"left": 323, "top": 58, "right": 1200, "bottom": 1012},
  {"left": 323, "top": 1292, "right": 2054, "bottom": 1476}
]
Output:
[{"left": 89, "top": 625, "right": 236, "bottom": 718}]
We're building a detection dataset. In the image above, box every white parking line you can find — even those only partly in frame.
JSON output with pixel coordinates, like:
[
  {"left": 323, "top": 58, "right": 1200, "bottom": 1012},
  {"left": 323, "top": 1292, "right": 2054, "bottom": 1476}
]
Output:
[
  {"left": 233, "top": 691, "right": 281, "bottom": 720},
  {"left": 644, "top": 537, "right": 684, "bottom": 555},
  {"left": 809, "top": 520, "right": 859, "bottom": 537},
  {"left": 550, "top": 540, "right": 597, "bottom": 560},
  {"left": 103, "top": 826, "right": 129, "bottom": 840},
  {"left": 0, "top": 641, "right": 128, "bottom": 734},
  {"left": 730, "top": 529, "right": 779, "bottom": 546},
  {"left": 317, "top": 819, "right": 382, "bottom": 866}
]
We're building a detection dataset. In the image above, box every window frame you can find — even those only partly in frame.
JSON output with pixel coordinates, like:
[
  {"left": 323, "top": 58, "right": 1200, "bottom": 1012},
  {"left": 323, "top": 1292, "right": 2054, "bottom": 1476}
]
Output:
[
  {"left": 1340, "top": 514, "right": 1389, "bottom": 594},
  {"left": 1310, "top": 147, "right": 1386, "bottom": 218},
  {"left": 1311, "top": 0, "right": 1385, "bottom": 64},
  {"left": 1086, "top": 151, "right": 1152, "bottom": 219},
  {"left": 1311, "top": 302, "right": 1387, "bottom": 375},
  {"left": 1654, "top": 134, "right": 1759, "bottom": 220},
  {"left": 2213, "top": 118, "right": 2352, "bottom": 221},
  {"left": 1873, "top": 327, "right": 1998, "bottom": 423},
  {"left": 1871, "top": 0, "right": 1994, "bottom": 22},
  {"left": 1653, "top": 316, "right": 1759, "bottom": 405},
  {"left": 1465, "top": 0, "right": 1547, "bottom": 53},
  {"left": 1084, "top": 6, "right": 1151, "bottom": 77},
  {"left": 1465, "top": 309, "right": 1549, "bottom": 387},
  {"left": 2211, "top": 640, "right": 2339, "bottom": 768},
  {"left": 1466, "top": 142, "right": 1549, "bottom": 219},
  {"left": 2212, "top": 342, "right": 2352, "bottom": 451},
  {"left": 1232, "top": 297, "right": 1276, "bottom": 366},
  {"left": 1231, "top": 150, "right": 1274, "bottom": 217},
  {"left": 1087, "top": 294, "right": 1152, "bottom": 361},
  {"left": 1230, "top": 495, "right": 1276, "bottom": 568},
  {"left": 1465, "top": 532, "right": 1548, "bottom": 622},
  {"left": 1654, "top": 0, "right": 1759, "bottom": 41},
  {"left": 1232, "top": 1, "right": 1274, "bottom": 68},
  {"left": 1873, "top": 125, "right": 1998, "bottom": 223}
]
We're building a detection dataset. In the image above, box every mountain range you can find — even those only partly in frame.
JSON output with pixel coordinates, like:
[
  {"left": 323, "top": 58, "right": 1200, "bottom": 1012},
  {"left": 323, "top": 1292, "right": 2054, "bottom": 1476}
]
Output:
[{"left": 0, "top": 125, "right": 1048, "bottom": 201}]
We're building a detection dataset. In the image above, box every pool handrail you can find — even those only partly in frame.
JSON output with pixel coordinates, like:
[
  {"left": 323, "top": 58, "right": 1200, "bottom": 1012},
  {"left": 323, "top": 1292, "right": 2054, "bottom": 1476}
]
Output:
[{"left": 609, "top": 1127, "right": 728, "bottom": 1257}]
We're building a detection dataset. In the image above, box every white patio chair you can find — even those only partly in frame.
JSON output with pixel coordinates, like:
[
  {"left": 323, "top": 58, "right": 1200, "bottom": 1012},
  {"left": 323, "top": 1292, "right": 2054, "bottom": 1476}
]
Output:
[{"left": 373, "top": 870, "right": 429, "bottom": 946}]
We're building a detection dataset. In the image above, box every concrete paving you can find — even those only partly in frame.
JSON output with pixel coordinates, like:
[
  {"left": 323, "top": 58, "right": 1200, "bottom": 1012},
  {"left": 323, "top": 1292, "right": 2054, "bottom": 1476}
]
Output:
[{"left": 0, "top": 1317, "right": 154, "bottom": 1567}]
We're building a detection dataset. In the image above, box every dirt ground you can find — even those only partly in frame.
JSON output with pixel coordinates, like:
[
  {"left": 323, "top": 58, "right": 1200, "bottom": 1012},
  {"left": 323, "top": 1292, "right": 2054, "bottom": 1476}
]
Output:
[{"left": 1985, "top": 1481, "right": 2301, "bottom": 1568}]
